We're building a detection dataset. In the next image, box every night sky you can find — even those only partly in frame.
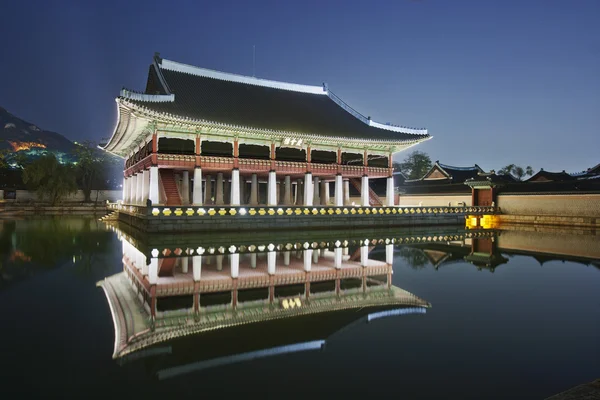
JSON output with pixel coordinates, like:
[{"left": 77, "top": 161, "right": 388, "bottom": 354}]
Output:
[{"left": 1, "top": 0, "right": 598, "bottom": 172}]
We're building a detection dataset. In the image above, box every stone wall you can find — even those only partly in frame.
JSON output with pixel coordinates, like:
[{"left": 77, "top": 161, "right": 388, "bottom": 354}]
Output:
[
  {"left": 397, "top": 194, "right": 471, "bottom": 207},
  {"left": 1, "top": 190, "right": 121, "bottom": 203},
  {"left": 118, "top": 210, "right": 466, "bottom": 233},
  {"left": 497, "top": 194, "right": 600, "bottom": 217}
]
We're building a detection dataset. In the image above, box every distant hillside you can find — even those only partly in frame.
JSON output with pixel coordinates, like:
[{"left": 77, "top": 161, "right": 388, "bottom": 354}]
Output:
[
  {"left": 0, "top": 106, "right": 123, "bottom": 189},
  {"left": 0, "top": 106, "right": 81, "bottom": 164}
]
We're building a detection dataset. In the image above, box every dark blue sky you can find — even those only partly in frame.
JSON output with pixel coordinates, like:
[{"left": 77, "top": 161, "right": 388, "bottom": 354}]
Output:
[{"left": 1, "top": 0, "right": 598, "bottom": 172}]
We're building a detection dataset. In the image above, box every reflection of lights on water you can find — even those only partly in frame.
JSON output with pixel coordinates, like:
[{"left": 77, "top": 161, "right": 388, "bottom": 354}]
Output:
[{"left": 72, "top": 255, "right": 76, "bottom": 264}]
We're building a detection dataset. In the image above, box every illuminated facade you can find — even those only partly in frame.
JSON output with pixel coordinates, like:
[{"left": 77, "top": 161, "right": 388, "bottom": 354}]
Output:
[{"left": 101, "top": 53, "right": 430, "bottom": 208}]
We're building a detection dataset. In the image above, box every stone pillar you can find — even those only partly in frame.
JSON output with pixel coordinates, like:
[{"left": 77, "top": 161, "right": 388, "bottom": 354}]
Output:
[
  {"left": 386, "top": 176, "right": 395, "bottom": 206},
  {"left": 122, "top": 177, "right": 128, "bottom": 203},
  {"left": 284, "top": 175, "right": 292, "bottom": 205},
  {"left": 313, "top": 176, "right": 320, "bottom": 205},
  {"left": 361, "top": 175, "right": 369, "bottom": 206},
  {"left": 239, "top": 176, "right": 246, "bottom": 205},
  {"left": 296, "top": 179, "right": 303, "bottom": 205},
  {"left": 216, "top": 254, "right": 223, "bottom": 271},
  {"left": 312, "top": 248, "right": 319, "bottom": 264},
  {"left": 303, "top": 250, "right": 312, "bottom": 272},
  {"left": 204, "top": 175, "right": 213, "bottom": 205},
  {"left": 268, "top": 170, "right": 277, "bottom": 206},
  {"left": 344, "top": 179, "right": 350, "bottom": 205},
  {"left": 149, "top": 167, "right": 159, "bottom": 205},
  {"left": 320, "top": 181, "right": 329, "bottom": 205},
  {"left": 334, "top": 174, "right": 343, "bottom": 206},
  {"left": 303, "top": 172, "right": 313, "bottom": 206},
  {"left": 193, "top": 255, "right": 202, "bottom": 281},
  {"left": 149, "top": 258, "right": 158, "bottom": 285},
  {"left": 386, "top": 244, "right": 394, "bottom": 265},
  {"left": 267, "top": 251, "right": 276, "bottom": 275},
  {"left": 230, "top": 254, "right": 239, "bottom": 278},
  {"left": 230, "top": 169, "right": 240, "bottom": 206},
  {"left": 361, "top": 245, "right": 369, "bottom": 267},
  {"left": 142, "top": 169, "right": 150, "bottom": 204},
  {"left": 215, "top": 172, "right": 224, "bottom": 205},
  {"left": 137, "top": 172, "right": 145, "bottom": 204},
  {"left": 130, "top": 174, "right": 137, "bottom": 204},
  {"left": 334, "top": 247, "right": 342, "bottom": 269},
  {"left": 250, "top": 253, "right": 257, "bottom": 268},
  {"left": 193, "top": 167, "right": 202, "bottom": 205},
  {"left": 250, "top": 174, "right": 258, "bottom": 206},
  {"left": 181, "top": 170, "right": 190, "bottom": 205},
  {"left": 181, "top": 256, "right": 189, "bottom": 273},
  {"left": 283, "top": 251, "right": 290, "bottom": 266}
]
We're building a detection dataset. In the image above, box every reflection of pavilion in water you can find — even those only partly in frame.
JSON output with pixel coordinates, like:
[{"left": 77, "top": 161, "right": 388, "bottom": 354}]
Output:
[{"left": 98, "top": 226, "right": 431, "bottom": 372}]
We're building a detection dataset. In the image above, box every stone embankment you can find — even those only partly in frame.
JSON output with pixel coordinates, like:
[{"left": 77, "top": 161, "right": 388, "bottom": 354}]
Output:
[{"left": 0, "top": 202, "right": 110, "bottom": 216}]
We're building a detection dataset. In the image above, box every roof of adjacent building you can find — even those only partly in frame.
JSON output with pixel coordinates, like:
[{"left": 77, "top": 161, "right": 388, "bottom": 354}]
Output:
[
  {"left": 526, "top": 169, "right": 576, "bottom": 182},
  {"left": 403, "top": 161, "right": 484, "bottom": 185},
  {"left": 118, "top": 54, "right": 430, "bottom": 142}
]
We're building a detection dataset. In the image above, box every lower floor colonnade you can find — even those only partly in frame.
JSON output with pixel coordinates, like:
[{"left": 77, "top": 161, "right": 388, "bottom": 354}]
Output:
[{"left": 122, "top": 167, "right": 396, "bottom": 207}]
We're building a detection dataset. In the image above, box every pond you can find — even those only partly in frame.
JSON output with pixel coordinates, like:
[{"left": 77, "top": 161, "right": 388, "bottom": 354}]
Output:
[{"left": 0, "top": 217, "right": 598, "bottom": 399}]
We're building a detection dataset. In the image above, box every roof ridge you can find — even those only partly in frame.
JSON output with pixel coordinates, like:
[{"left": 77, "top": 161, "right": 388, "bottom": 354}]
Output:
[
  {"left": 159, "top": 58, "right": 327, "bottom": 95},
  {"left": 438, "top": 162, "right": 481, "bottom": 171}
]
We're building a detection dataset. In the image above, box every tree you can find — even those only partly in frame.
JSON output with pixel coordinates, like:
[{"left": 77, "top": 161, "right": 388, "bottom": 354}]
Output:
[
  {"left": 397, "top": 151, "right": 432, "bottom": 180},
  {"left": 498, "top": 164, "right": 534, "bottom": 181},
  {"left": 22, "top": 154, "right": 77, "bottom": 204},
  {"left": 73, "top": 141, "right": 106, "bottom": 202}
]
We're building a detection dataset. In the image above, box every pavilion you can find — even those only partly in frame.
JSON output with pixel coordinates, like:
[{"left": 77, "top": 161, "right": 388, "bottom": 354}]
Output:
[{"left": 101, "top": 53, "right": 430, "bottom": 208}]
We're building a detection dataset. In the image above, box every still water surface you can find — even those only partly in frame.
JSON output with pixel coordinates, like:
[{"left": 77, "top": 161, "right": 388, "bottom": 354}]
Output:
[{"left": 0, "top": 218, "right": 598, "bottom": 399}]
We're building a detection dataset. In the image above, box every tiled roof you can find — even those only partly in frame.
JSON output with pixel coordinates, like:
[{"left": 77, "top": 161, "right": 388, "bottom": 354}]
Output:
[{"left": 121, "top": 56, "right": 429, "bottom": 142}]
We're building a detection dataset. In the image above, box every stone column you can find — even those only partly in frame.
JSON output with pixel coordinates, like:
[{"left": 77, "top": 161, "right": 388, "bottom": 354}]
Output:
[
  {"left": 204, "top": 175, "right": 212, "bottom": 205},
  {"left": 230, "top": 169, "right": 240, "bottom": 206},
  {"left": 312, "top": 176, "right": 320, "bottom": 205},
  {"left": 193, "top": 255, "right": 202, "bottom": 281},
  {"left": 334, "top": 174, "right": 343, "bottom": 206},
  {"left": 239, "top": 176, "right": 246, "bottom": 205},
  {"left": 344, "top": 179, "right": 350, "bottom": 205},
  {"left": 303, "top": 250, "right": 312, "bottom": 272},
  {"left": 216, "top": 254, "right": 223, "bottom": 271},
  {"left": 142, "top": 169, "right": 150, "bottom": 204},
  {"left": 386, "top": 176, "right": 395, "bottom": 206},
  {"left": 312, "top": 248, "right": 319, "bottom": 264},
  {"left": 268, "top": 170, "right": 277, "bottom": 206},
  {"left": 193, "top": 167, "right": 202, "bottom": 205},
  {"left": 386, "top": 244, "right": 394, "bottom": 265},
  {"left": 137, "top": 172, "right": 144, "bottom": 205},
  {"left": 130, "top": 174, "right": 137, "bottom": 205},
  {"left": 267, "top": 251, "right": 276, "bottom": 275},
  {"left": 334, "top": 247, "right": 342, "bottom": 269},
  {"left": 149, "top": 167, "right": 159, "bottom": 205},
  {"left": 296, "top": 179, "right": 303, "bottom": 205},
  {"left": 122, "top": 177, "right": 128, "bottom": 203},
  {"left": 149, "top": 258, "right": 158, "bottom": 285},
  {"left": 215, "top": 172, "right": 224, "bottom": 205},
  {"left": 230, "top": 254, "right": 239, "bottom": 278},
  {"left": 283, "top": 251, "right": 290, "bottom": 266},
  {"left": 361, "top": 175, "right": 369, "bottom": 206},
  {"left": 250, "top": 174, "right": 258, "bottom": 206},
  {"left": 361, "top": 245, "right": 369, "bottom": 267},
  {"left": 320, "top": 181, "right": 329, "bottom": 205},
  {"left": 284, "top": 175, "right": 292, "bottom": 205},
  {"left": 250, "top": 253, "right": 257, "bottom": 268},
  {"left": 303, "top": 172, "right": 313, "bottom": 206},
  {"left": 181, "top": 170, "right": 190, "bottom": 205},
  {"left": 181, "top": 256, "right": 189, "bottom": 274}
]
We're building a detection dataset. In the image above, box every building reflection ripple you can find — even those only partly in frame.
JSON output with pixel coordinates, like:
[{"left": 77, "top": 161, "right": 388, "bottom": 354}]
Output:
[{"left": 98, "top": 224, "right": 444, "bottom": 378}]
